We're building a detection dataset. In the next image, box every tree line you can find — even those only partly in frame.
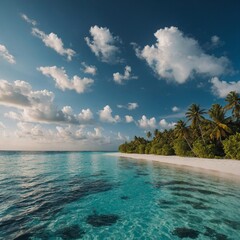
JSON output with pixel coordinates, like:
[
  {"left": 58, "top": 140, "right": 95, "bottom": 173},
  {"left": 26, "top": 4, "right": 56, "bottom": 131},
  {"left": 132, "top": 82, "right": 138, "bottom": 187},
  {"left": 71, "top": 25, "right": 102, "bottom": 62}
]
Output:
[{"left": 119, "top": 91, "right": 240, "bottom": 160}]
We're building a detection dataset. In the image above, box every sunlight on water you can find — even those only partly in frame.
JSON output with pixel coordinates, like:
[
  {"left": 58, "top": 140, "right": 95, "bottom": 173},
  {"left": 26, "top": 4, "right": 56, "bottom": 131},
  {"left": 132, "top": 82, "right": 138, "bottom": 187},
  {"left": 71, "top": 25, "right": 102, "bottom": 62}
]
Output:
[{"left": 0, "top": 152, "right": 240, "bottom": 239}]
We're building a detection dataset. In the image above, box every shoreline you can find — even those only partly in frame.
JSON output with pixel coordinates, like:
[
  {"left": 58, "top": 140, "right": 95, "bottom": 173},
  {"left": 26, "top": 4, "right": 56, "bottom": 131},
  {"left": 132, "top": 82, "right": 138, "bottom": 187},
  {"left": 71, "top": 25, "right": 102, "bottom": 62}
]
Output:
[{"left": 107, "top": 152, "right": 240, "bottom": 179}]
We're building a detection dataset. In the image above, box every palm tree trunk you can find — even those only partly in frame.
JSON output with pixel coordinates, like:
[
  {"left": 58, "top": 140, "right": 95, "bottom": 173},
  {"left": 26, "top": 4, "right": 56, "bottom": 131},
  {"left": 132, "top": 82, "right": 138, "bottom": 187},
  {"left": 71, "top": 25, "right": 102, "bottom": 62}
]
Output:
[
  {"left": 183, "top": 136, "right": 195, "bottom": 156},
  {"left": 198, "top": 124, "right": 205, "bottom": 144}
]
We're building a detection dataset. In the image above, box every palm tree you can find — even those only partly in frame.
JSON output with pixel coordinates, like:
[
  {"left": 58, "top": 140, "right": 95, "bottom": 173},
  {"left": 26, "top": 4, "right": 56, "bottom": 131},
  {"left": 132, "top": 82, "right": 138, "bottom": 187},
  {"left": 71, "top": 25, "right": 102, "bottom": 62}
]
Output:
[
  {"left": 146, "top": 131, "right": 152, "bottom": 139},
  {"left": 208, "top": 104, "right": 232, "bottom": 142},
  {"left": 154, "top": 129, "right": 160, "bottom": 138},
  {"left": 174, "top": 120, "right": 194, "bottom": 153},
  {"left": 186, "top": 104, "right": 206, "bottom": 143},
  {"left": 224, "top": 91, "right": 240, "bottom": 122}
]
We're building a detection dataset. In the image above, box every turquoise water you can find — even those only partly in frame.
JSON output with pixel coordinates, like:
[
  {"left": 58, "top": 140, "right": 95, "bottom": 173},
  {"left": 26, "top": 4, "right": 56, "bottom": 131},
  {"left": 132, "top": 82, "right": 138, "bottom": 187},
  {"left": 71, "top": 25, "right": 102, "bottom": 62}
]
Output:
[{"left": 0, "top": 152, "right": 240, "bottom": 239}]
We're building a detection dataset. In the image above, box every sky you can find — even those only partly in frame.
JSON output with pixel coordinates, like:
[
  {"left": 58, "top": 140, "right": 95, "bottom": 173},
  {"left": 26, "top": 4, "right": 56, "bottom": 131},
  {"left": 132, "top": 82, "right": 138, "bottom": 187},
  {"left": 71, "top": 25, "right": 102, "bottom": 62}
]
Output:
[{"left": 0, "top": 0, "right": 240, "bottom": 151}]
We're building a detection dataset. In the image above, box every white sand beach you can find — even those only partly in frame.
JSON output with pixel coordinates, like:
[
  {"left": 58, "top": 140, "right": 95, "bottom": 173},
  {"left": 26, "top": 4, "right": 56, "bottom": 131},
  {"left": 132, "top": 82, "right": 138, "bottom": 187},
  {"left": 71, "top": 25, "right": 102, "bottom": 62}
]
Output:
[{"left": 108, "top": 153, "right": 240, "bottom": 178}]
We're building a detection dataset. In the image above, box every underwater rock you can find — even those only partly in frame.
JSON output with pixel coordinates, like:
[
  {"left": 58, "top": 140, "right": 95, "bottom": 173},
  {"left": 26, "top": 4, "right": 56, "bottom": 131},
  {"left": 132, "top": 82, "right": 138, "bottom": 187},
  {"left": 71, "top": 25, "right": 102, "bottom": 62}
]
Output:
[
  {"left": 182, "top": 200, "right": 210, "bottom": 210},
  {"left": 172, "top": 192, "right": 194, "bottom": 198},
  {"left": 120, "top": 195, "right": 130, "bottom": 200},
  {"left": 168, "top": 186, "right": 222, "bottom": 196},
  {"left": 135, "top": 170, "right": 149, "bottom": 176},
  {"left": 155, "top": 180, "right": 203, "bottom": 188},
  {"left": 158, "top": 199, "right": 176, "bottom": 208},
  {"left": 204, "top": 226, "right": 229, "bottom": 240},
  {"left": 86, "top": 213, "right": 120, "bottom": 227},
  {"left": 172, "top": 227, "right": 200, "bottom": 239},
  {"left": 223, "top": 219, "right": 240, "bottom": 230},
  {"left": 56, "top": 225, "right": 85, "bottom": 239}
]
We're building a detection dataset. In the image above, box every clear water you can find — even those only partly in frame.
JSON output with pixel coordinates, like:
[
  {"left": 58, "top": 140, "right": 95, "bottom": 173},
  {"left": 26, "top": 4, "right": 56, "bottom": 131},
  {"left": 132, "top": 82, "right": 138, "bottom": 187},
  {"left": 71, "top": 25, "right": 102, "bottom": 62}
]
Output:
[{"left": 0, "top": 152, "right": 240, "bottom": 240}]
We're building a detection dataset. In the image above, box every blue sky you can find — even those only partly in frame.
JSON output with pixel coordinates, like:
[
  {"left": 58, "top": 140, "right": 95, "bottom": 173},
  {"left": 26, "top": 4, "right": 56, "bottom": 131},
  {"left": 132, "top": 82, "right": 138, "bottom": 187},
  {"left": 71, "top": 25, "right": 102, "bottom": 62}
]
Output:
[{"left": 0, "top": 0, "right": 240, "bottom": 150}]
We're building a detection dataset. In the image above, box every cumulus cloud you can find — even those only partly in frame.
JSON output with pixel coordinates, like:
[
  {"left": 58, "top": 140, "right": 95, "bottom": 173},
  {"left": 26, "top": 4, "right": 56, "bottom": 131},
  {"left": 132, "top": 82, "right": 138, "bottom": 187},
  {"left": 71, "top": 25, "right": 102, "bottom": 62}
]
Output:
[
  {"left": 99, "top": 105, "right": 120, "bottom": 123},
  {"left": 125, "top": 115, "right": 134, "bottom": 123},
  {"left": 85, "top": 25, "right": 121, "bottom": 63},
  {"left": 0, "top": 44, "right": 16, "bottom": 64},
  {"left": 38, "top": 66, "right": 94, "bottom": 93},
  {"left": 138, "top": 115, "right": 156, "bottom": 129},
  {"left": 210, "top": 77, "right": 240, "bottom": 98},
  {"left": 116, "top": 132, "right": 129, "bottom": 141},
  {"left": 55, "top": 125, "right": 108, "bottom": 143},
  {"left": 21, "top": 13, "right": 37, "bottom": 26},
  {"left": 128, "top": 102, "right": 138, "bottom": 110},
  {"left": 16, "top": 122, "right": 47, "bottom": 139},
  {"left": 0, "top": 79, "right": 94, "bottom": 125},
  {"left": 172, "top": 106, "right": 180, "bottom": 112},
  {"left": 159, "top": 119, "right": 176, "bottom": 130},
  {"left": 0, "top": 80, "right": 32, "bottom": 108},
  {"left": 32, "top": 28, "right": 75, "bottom": 61},
  {"left": 4, "top": 111, "right": 23, "bottom": 121},
  {"left": 78, "top": 108, "right": 94, "bottom": 121},
  {"left": 117, "top": 102, "right": 138, "bottom": 110},
  {"left": 135, "top": 26, "right": 229, "bottom": 83},
  {"left": 113, "top": 66, "right": 138, "bottom": 84},
  {"left": 87, "top": 127, "right": 103, "bottom": 140},
  {"left": 62, "top": 106, "right": 73, "bottom": 115},
  {"left": 81, "top": 62, "right": 97, "bottom": 75}
]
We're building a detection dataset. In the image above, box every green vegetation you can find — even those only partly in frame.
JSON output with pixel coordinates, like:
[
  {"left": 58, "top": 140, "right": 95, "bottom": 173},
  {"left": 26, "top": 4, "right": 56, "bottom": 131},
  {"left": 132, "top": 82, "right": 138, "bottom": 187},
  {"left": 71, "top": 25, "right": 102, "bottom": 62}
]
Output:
[{"left": 119, "top": 91, "right": 240, "bottom": 160}]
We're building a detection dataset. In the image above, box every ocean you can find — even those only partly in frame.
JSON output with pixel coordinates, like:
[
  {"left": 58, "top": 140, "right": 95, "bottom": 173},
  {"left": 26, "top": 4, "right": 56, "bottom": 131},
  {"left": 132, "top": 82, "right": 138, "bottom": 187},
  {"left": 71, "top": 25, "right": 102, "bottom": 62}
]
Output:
[{"left": 0, "top": 151, "right": 240, "bottom": 239}]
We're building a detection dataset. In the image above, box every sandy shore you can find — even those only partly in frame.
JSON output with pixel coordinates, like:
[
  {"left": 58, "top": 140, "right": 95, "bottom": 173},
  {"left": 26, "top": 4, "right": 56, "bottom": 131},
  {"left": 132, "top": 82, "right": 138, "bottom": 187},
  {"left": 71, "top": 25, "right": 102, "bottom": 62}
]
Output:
[{"left": 107, "top": 152, "right": 240, "bottom": 178}]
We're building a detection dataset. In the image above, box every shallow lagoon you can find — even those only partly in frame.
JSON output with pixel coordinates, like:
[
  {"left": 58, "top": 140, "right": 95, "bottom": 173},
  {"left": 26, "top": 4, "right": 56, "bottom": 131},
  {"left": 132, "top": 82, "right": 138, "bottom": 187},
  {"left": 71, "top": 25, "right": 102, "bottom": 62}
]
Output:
[{"left": 0, "top": 152, "right": 240, "bottom": 239}]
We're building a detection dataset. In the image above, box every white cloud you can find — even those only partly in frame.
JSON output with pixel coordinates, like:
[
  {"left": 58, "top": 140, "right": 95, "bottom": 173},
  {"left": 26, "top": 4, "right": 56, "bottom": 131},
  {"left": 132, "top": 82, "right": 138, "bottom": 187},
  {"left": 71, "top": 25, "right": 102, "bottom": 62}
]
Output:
[
  {"left": 21, "top": 13, "right": 37, "bottom": 26},
  {"left": 4, "top": 111, "right": 23, "bottom": 121},
  {"left": 0, "top": 122, "right": 6, "bottom": 129},
  {"left": 32, "top": 28, "right": 75, "bottom": 61},
  {"left": 56, "top": 125, "right": 85, "bottom": 140},
  {"left": 125, "top": 115, "right": 134, "bottom": 123},
  {"left": 62, "top": 106, "right": 73, "bottom": 115},
  {"left": 211, "top": 35, "right": 220, "bottom": 45},
  {"left": 159, "top": 119, "right": 176, "bottom": 130},
  {"left": 55, "top": 125, "right": 106, "bottom": 142},
  {"left": 99, "top": 105, "right": 120, "bottom": 123},
  {"left": 38, "top": 66, "right": 94, "bottom": 93},
  {"left": 172, "top": 106, "right": 180, "bottom": 112},
  {"left": 210, "top": 77, "right": 240, "bottom": 98},
  {"left": 116, "top": 132, "right": 129, "bottom": 141},
  {"left": 1, "top": 120, "right": 128, "bottom": 150},
  {"left": 78, "top": 108, "right": 94, "bottom": 122},
  {"left": 135, "top": 26, "right": 229, "bottom": 83},
  {"left": 117, "top": 102, "right": 138, "bottom": 110},
  {"left": 113, "top": 66, "right": 138, "bottom": 84},
  {"left": 87, "top": 127, "right": 103, "bottom": 140},
  {"left": 81, "top": 62, "right": 97, "bottom": 75},
  {"left": 0, "top": 79, "right": 94, "bottom": 125},
  {"left": 85, "top": 25, "right": 120, "bottom": 63},
  {"left": 127, "top": 102, "right": 138, "bottom": 110},
  {"left": 16, "top": 122, "right": 46, "bottom": 139},
  {"left": 138, "top": 115, "right": 156, "bottom": 129},
  {"left": 0, "top": 44, "right": 16, "bottom": 64},
  {"left": 0, "top": 80, "right": 32, "bottom": 108}
]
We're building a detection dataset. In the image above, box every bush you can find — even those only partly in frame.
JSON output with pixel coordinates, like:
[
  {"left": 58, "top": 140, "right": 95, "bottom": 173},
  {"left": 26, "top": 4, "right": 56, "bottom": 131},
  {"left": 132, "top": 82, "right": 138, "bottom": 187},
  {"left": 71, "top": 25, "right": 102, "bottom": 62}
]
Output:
[
  {"left": 150, "top": 143, "right": 161, "bottom": 154},
  {"left": 145, "top": 143, "right": 152, "bottom": 154},
  {"left": 138, "top": 144, "right": 146, "bottom": 154},
  {"left": 223, "top": 133, "right": 240, "bottom": 160},
  {"left": 119, "top": 143, "right": 127, "bottom": 153},
  {"left": 192, "top": 140, "right": 216, "bottom": 158},
  {"left": 156, "top": 149, "right": 162, "bottom": 155},
  {"left": 173, "top": 139, "right": 193, "bottom": 157},
  {"left": 161, "top": 144, "right": 175, "bottom": 155}
]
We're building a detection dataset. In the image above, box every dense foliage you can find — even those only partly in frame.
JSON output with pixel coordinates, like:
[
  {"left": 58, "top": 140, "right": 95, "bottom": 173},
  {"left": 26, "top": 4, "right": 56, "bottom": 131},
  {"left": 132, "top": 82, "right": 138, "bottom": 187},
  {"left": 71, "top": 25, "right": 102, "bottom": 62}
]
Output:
[{"left": 119, "top": 91, "right": 240, "bottom": 160}]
